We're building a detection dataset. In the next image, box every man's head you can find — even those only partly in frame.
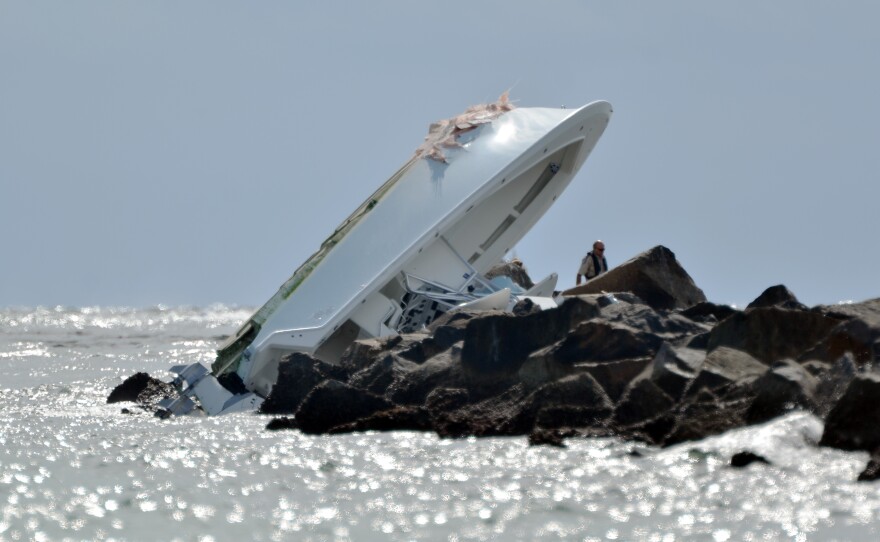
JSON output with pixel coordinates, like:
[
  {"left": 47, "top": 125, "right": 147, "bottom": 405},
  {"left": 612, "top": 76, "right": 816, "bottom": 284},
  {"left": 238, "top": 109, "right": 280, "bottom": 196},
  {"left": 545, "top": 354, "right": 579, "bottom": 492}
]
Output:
[{"left": 592, "top": 240, "right": 605, "bottom": 255}]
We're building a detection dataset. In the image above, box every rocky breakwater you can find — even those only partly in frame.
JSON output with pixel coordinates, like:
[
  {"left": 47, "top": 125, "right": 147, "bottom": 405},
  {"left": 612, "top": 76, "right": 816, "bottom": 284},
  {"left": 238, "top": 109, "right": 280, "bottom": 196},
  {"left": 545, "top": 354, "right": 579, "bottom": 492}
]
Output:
[{"left": 111, "top": 245, "right": 880, "bottom": 479}]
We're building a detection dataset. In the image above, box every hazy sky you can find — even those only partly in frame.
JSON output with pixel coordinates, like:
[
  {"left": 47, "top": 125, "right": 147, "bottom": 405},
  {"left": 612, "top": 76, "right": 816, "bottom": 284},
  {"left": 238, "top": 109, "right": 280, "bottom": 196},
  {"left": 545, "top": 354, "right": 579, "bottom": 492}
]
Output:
[{"left": 2, "top": 1, "right": 878, "bottom": 309}]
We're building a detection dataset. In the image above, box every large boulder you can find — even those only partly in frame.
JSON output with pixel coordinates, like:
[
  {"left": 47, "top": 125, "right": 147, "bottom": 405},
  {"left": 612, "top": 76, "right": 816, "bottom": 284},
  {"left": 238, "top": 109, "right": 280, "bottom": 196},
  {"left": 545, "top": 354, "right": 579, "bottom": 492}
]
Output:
[
  {"left": 799, "top": 319, "right": 880, "bottom": 365},
  {"left": 509, "top": 372, "right": 614, "bottom": 433},
  {"left": 819, "top": 373, "right": 880, "bottom": 451},
  {"left": 561, "top": 246, "right": 707, "bottom": 310},
  {"left": 460, "top": 297, "right": 599, "bottom": 375},
  {"left": 347, "top": 353, "right": 420, "bottom": 396},
  {"left": 260, "top": 352, "right": 347, "bottom": 414},
  {"left": 573, "top": 358, "right": 654, "bottom": 401},
  {"left": 598, "top": 301, "right": 713, "bottom": 346},
  {"left": 107, "top": 372, "right": 174, "bottom": 410},
  {"left": 294, "top": 380, "right": 395, "bottom": 434},
  {"left": 746, "top": 285, "right": 807, "bottom": 311},
  {"left": 686, "top": 347, "right": 767, "bottom": 397},
  {"left": 613, "top": 377, "right": 675, "bottom": 427},
  {"left": 664, "top": 388, "right": 752, "bottom": 446},
  {"left": 706, "top": 307, "right": 843, "bottom": 364},
  {"left": 649, "top": 343, "right": 705, "bottom": 400},
  {"left": 813, "top": 354, "right": 858, "bottom": 417},
  {"left": 387, "top": 348, "right": 468, "bottom": 405},
  {"left": 745, "top": 359, "right": 818, "bottom": 424},
  {"left": 433, "top": 385, "right": 533, "bottom": 438},
  {"left": 328, "top": 405, "right": 434, "bottom": 434},
  {"left": 549, "top": 320, "right": 663, "bottom": 364}
]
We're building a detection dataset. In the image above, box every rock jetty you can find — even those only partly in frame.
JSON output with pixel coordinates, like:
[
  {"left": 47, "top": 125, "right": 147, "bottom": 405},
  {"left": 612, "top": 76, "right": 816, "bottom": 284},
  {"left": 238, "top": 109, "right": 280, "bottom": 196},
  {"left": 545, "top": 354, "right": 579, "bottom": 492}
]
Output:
[{"left": 111, "top": 245, "right": 880, "bottom": 479}]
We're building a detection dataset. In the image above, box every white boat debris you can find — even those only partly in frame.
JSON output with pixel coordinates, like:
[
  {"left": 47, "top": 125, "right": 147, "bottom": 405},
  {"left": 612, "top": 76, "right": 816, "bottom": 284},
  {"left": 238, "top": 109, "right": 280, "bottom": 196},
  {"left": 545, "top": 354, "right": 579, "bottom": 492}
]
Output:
[{"left": 159, "top": 96, "right": 613, "bottom": 416}]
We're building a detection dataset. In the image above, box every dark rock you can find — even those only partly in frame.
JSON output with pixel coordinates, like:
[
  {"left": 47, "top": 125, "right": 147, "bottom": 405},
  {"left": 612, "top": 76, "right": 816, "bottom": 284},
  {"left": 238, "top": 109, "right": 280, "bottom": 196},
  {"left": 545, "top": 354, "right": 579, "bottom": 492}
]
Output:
[
  {"left": 294, "top": 380, "right": 395, "bottom": 434},
  {"left": 348, "top": 354, "right": 419, "bottom": 396},
  {"left": 461, "top": 297, "right": 599, "bottom": 375},
  {"left": 260, "top": 352, "right": 346, "bottom": 415},
  {"left": 427, "top": 310, "right": 497, "bottom": 350},
  {"left": 217, "top": 372, "right": 248, "bottom": 395},
  {"left": 504, "top": 373, "right": 614, "bottom": 434},
  {"left": 107, "top": 372, "right": 154, "bottom": 403},
  {"left": 265, "top": 417, "right": 297, "bottom": 431},
  {"left": 551, "top": 320, "right": 664, "bottom": 364},
  {"left": 512, "top": 297, "right": 541, "bottom": 316},
  {"left": 599, "top": 302, "right": 712, "bottom": 344},
  {"left": 573, "top": 358, "right": 654, "bottom": 401},
  {"left": 685, "top": 347, "right": 767, "bottom": 397},
  {"left": 329, "top": 405, "right": 433, "bottom": 434},
  {"left": 802, "top": 359, "right": 833, "bottom": 377},
  {"left": 561, "top": 246, "right": 707, "bottom": 310},
  {"left": 746, "top": 359, "right": 818, "bottom": 424},
  {"left": 747, "top": 285, "right": 807, "bottom": 311},
  {"left": 527, "top": 427, "right": 574, "bottom": 447},
  {"left": 624, "top": 412, "right": 677, "bottom": 445},
  {"left": 679, "top": 302, "right": 739, "bottom": 323},
  {"left": 814, "top": 298, "right": 880, "bottom": 326},
  {"left": 685, "top": 332, "right": 711, "bottom": 349},
  {"left": 392, "top": 332, "right": 447, "bottom": 363},
  {"left": 820, "top": 373, "right": 880, "bottom": 451},
  {"left": 799, "top": 318, "right": 880, "bottom": 365},
  {"left": 857, "top": 449, "right": 880, "bottom": 482},
  {"left": 424, "top": 387, "right": 470, "bottom": 413},
  {"left": 731, "top": 451, "right": 770, "bottom": 468},
  {"left": 534, "top": 405, "right": 612, "bottom": 430},
  {"left": 664, "top": 389, "right": 752, "bottom": 446},
  {"left": 707, "top": 307, "right": 842, "bottom": 364},
  {"left": 387, "top": 348, "right": 467, "bottom": 405},
  {"left": 434, "top": 385, "right": 532, "bottom": 438},
  {"left": 814, "top": 354, "right": 858, "bottom": 417},
  {"left": 107, "top": 372, "right": 175, "bottom": 410},
  {"left": 339, "top": 338, "right": 389, "bottom": 374},
  {"left": 650, "top": 343, "right": 705, "bottom": 400},
  {"left": 614, "top": 378, "right": 675, "bottom": 427}
]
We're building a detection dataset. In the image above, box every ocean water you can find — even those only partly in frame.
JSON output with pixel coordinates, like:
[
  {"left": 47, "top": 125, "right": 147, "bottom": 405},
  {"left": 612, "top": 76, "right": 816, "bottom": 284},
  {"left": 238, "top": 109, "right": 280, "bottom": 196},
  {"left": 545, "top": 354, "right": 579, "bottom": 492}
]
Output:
[{"left": 1, "top": 306, "right": 879, "bottom": 542}]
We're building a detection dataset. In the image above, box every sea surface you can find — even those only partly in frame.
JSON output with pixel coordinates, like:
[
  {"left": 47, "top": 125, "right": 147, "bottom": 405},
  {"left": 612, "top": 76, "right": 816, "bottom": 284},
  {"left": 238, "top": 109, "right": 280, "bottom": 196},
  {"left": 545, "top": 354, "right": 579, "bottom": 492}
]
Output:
[{"left": 1, "top": 306, "right": 879, "bottom": 541}]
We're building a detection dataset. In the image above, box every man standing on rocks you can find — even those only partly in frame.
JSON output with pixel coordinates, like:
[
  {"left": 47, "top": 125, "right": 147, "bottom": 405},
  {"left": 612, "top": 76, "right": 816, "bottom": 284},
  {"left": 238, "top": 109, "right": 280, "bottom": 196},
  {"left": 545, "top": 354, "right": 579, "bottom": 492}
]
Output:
[{"left": 576, "top": 240, "right": 608, "bottom": 285}]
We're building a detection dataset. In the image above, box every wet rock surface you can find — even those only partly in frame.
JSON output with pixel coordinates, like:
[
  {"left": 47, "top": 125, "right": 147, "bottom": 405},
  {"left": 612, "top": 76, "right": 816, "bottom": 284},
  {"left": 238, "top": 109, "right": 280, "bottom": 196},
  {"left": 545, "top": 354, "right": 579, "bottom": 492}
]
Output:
[
  {"left": 107, "top": 372, "right": 174, "bottom": 411},
  {"left": 112, "top": 245, "right": 880, "bottom": 479}
]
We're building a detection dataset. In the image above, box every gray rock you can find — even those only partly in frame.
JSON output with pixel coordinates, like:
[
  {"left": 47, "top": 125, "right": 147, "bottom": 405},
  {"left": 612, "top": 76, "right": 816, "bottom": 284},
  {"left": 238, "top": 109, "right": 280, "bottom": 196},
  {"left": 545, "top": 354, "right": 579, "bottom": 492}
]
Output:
[
  {"left": 664, "top": 388, "right": 752, "bottom": 446},
  {"left": 561, "top": 245, "right": 707, "bottom": 310},
  {"left": 814, "top": 354, "right": 858, "bottom": 416},
  {"left": 799, "top": 318, "right": 880, "bottom": 366},
  {"left": 614, "top": 378, "right": 675, "bottom": 427},
  {"left": 679, "top": 302, "right": 739, "bottom": 324},
  {"left": 650, "top": 343, "right": 705, "bottom": 400},
  {"left": 745, "top": 359, "right": 818, "bottom": 424},
  {"left": 550, "top": 320, "right": 664, "bottom": 364},
  {"left": 820, "top": 373, "right": 880, "bottom": 451},
  {"left": 295, "top": 380, "right": 395, "bottom": 434},
  {"left": 686, "top": 347, "right": 767, "bottom": 397},
  {"left": 387, "top": 347, "right": 466, "bottom": 406},
  {"left": 347, "top": 354, "right": 420, "bottom": 396},
  {"left": 261, "top": 352, "right": 347, "bottom": 415},
  {"left": 746, "top": 285, "right": 807, "bottom": 311},
  {"left": 707, "top": 307, "right": 842, "bottom": 364},
  {"left": 460, "top": 297, "right": 598, "bottom": 375}
]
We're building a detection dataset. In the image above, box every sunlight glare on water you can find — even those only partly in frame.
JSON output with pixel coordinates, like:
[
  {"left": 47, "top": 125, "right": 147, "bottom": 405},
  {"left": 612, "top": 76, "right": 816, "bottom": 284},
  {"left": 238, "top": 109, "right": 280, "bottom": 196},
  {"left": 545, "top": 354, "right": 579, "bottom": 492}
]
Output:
[{"left": 1, "top": 306, "right": 879, "bottom": 541}]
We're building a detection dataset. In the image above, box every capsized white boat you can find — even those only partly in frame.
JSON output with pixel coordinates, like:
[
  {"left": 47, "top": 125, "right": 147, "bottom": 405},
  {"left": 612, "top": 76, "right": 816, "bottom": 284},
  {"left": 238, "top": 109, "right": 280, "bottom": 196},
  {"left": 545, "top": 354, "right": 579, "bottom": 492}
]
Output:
[{"left": 159, "top": 96, "right": 613, "bottom": 416}]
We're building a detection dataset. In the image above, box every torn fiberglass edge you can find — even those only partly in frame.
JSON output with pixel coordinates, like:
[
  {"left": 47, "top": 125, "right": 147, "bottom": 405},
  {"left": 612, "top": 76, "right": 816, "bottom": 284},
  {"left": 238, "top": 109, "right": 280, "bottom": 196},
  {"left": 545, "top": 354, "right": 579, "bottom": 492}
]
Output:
[{"left": 157, "top": 95, "right": 613, "bottom": 416}]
